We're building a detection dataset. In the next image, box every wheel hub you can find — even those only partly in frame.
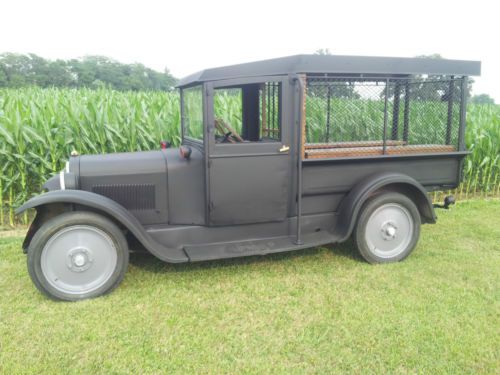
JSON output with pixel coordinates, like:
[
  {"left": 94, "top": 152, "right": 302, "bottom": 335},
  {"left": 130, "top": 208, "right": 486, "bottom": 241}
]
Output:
[
  {"left": 40, "top": 225, "right": 118, "bottom": 296},
  {"left": 364, "top": 203, "right": 414, "bottom": 258},
  {"left": 381, "top": 221, "right": 398, "bottom": 241},
  {"left": 73, "top": 254, "right": 85, "bottom": 267},
  {"left": 67, "top": 247, "right": 93, "bottom": 272}
]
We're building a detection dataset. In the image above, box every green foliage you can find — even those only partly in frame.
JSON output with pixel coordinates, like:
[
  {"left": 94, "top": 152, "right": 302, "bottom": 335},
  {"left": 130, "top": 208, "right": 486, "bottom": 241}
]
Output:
[
  {"left": 0, "top": 200, "right": 499, "bottom": 372},
  {"left": 463, "top": 104, "right": 500, "bottom": 196},
  {"left": 311, "top": 49, "right": 359, "bottom": 99},
  {"left": 0, "top": 53, "right": 177, "bottom": 91},
  {"left": 214, "top": 88, "right": 243, "bottom": 133},
  {"left": 471, "top": 94, "right": 495, "bottom": 105},
  {"left": 0, "top": 87, "right": 499, "bottom": 226},
  {"left": 410, "top": 54, "right": 474, "bottom": 100},
  {"left": 0, "top": 87, "right": 180, "bottom": 225},
  {"left": 306, "top": 96, "right": 384, "bottom": 142},
  {"left": 182, "top": 86, "right": 204, "bottom": 140}
]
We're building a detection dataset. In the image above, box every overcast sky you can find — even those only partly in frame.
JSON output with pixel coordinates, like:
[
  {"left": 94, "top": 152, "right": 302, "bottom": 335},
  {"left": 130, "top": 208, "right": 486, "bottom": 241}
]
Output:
[{"left": 1, "top": 0, "right": 498, "bottom": 101}]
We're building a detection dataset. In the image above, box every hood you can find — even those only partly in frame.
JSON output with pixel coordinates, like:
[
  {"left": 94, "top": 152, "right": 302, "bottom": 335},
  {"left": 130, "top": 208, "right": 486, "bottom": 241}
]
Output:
[{"left": 42, "top": 150, "right": 169, "bottom": 225}]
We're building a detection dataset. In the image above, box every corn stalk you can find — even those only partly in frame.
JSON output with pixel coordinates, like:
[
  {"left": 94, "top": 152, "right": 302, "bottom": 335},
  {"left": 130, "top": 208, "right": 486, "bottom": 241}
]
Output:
[{"left": 0, "top": 87, "right": 498, "bottom": 225}]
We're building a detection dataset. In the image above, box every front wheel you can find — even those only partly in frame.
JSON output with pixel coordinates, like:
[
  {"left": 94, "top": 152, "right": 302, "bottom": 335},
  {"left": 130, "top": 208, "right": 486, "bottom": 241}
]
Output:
[
  {"left": 353, "top": 192, "right": 421, "bottom": 264},
  {"left": 27, "top": 211, "right": 129, "bottom": 301}
]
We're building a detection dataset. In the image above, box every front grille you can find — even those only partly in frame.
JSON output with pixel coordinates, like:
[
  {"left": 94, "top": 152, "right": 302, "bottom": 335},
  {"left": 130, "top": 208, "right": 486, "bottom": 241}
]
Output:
[{"left": 92, "top": 184, "right": 155, "bottom": 210}]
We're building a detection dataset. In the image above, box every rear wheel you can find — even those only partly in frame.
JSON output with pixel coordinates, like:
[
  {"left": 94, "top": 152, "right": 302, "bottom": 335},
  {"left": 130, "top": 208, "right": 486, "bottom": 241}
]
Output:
[
  {"left": 27, "top": 211, "right": 129, "bottom": 301},
  {"left": 354, "top": 192, "right": 421, "bottom": 263}
]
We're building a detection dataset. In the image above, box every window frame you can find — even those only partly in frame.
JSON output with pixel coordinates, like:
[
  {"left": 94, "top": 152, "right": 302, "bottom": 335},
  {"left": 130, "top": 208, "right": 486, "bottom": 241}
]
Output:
[
  {"left": 206, "top": 75, "right": 287, "bottom": 156},
  {"left": 181, "top": 84, "right": 205, "bottom": 145},
  {"left": 212, "top": 86, "right": 245, "bottom": 142}
]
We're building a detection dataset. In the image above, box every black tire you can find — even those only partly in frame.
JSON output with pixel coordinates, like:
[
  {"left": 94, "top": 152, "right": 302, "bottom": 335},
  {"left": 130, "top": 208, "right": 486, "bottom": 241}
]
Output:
[
  {"left": 27, "top": 211, "right": 129, "bottom": 301},
  {"left": 353, "top": 192, "right": 421, "bottom": 264}
]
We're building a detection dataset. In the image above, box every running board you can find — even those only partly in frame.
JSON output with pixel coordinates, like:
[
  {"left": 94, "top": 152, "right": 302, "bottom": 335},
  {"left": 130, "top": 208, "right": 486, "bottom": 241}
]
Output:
[{"left": 184, "top": 231, "right": 338, "bottom": 262}]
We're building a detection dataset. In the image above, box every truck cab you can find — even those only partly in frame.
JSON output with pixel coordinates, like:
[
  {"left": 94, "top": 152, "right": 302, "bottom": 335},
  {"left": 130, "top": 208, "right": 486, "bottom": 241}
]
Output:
[{"left": 17, "top": 54, "right": 481, "bottom": 300}]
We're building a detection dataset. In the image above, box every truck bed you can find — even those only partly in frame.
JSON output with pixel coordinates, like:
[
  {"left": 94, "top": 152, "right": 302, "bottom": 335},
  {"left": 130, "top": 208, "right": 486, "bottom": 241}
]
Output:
[{"left": 299, "top": 152, "right": 467, "bottom": 215}]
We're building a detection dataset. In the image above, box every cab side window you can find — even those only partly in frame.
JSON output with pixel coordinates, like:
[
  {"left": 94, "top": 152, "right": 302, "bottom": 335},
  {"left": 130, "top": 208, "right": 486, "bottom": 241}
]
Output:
[
  {"left": 182, "top": 85, "right": 204, "bottom": 142},
  {"left": 214, "top": 82, "right": 281, "bottom": 143}
]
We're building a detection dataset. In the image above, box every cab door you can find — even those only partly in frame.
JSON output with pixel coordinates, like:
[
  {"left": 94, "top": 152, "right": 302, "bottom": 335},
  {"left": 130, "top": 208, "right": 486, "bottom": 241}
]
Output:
[{"left": 206, "top": 76, "right": 292, "bottom": 225}]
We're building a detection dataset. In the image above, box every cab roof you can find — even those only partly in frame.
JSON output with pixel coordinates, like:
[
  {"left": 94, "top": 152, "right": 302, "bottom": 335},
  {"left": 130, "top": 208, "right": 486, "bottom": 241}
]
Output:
[{"left": 177, "top": 54, "right": 481, "bottom": 87}]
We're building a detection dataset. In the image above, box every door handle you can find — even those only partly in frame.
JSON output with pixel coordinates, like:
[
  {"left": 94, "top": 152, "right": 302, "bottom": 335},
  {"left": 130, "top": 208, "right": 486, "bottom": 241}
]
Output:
[{"left": 279, "top": 145, "right": 290, "bottom": 153}]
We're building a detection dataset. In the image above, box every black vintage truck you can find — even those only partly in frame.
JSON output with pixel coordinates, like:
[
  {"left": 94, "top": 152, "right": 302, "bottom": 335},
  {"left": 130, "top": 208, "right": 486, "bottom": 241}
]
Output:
[{"left": 17, "top": 54, "right": 481, "bottom": 300}]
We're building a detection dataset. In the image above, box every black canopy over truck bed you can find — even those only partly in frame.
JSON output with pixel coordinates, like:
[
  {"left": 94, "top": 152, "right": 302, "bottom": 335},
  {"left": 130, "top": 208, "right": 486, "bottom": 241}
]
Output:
[{"left": 17, "top": 54, "right": 481, "bottom": 301}]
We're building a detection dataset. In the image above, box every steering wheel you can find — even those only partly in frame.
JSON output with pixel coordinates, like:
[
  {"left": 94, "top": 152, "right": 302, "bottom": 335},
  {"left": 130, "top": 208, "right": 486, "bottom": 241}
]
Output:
[
  {"left": 221, "top": 131, "right": 233, "bottom": 143},
  {"left": 215, "top": 118, "right": 243, "bottom": 143}
]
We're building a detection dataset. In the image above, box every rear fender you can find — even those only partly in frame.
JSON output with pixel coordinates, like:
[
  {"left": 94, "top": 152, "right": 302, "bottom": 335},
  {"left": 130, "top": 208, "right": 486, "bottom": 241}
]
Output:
[
  {"left": 335, "top": 172, "right": 436, "bottom": 242},
  {"left": 16, "top": 190, "right": 188, "bottom": 263}
]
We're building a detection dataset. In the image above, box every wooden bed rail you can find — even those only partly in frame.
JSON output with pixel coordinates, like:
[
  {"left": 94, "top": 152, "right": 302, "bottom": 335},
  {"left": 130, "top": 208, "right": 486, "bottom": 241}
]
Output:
[
  {"left": 304, "top": 144, "right": 457, "bottom": 159},
  {"left": 305, "top": 140, "right": 406, "bottom": 150}
]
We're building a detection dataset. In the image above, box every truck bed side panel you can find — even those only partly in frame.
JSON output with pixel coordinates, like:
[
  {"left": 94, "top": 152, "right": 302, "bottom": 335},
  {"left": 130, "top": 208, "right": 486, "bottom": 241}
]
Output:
[{"left": 301, "top": 153, "right": 464, "bottom": 214}]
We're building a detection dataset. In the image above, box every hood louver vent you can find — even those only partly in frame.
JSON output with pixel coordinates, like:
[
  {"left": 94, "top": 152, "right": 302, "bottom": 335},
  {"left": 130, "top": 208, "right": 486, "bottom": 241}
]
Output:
[{"left": 92, "top": 184, "right": 155, "bottom": 211}]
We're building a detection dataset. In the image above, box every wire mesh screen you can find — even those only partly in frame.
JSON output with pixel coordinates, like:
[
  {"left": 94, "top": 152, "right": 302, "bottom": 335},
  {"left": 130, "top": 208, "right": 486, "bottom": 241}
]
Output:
[
  {"left": 260, "top": 82, "right": 281, "bottom": 140},
  {"left": 304, "top": 76, "right": 464, "bottom": 159}
]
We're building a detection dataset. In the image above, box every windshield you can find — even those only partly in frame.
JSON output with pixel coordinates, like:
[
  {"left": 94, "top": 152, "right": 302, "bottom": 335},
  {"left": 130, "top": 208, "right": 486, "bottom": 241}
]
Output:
[{"left": 182, "top": 85, "right": 203, "bottom": 142}]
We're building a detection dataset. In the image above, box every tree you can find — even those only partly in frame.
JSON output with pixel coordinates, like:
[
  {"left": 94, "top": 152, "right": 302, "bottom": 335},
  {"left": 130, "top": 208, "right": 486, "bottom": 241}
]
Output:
[
  {"left": 412, "top": 54, "right": 473, "bottom": 101},
  {"left": 315, "top": 48, "right": 331, "bottom": 56},
  {"left": 0, "top": 53, "right": 177, "bottom": 91},
  {"left": 381, "top": 54, "right": 474, "bottom": 102},
  {"left": 311, "top": 48, "right": 359, "bottom": 99},
  {"left": 470, "top": 94, "right": 495, "bottom": 105},
  {"left": 0, "top": 64, "right": 7, "bottom": 87}
]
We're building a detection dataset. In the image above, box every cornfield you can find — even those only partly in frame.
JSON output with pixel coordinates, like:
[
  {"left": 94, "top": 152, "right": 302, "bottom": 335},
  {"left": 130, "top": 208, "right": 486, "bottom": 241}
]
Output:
[{"left": 0, "top": 87, "right": 499, "bottom": 226}]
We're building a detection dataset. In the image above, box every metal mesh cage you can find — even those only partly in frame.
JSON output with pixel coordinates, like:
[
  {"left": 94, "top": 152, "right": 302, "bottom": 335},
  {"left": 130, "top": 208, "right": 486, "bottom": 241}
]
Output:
[
  {"left": 260, "top": 82, "right": 281, "bottom": 140},
  {"left": 304, "top": 76, "right": 465, "bottom": 159}
]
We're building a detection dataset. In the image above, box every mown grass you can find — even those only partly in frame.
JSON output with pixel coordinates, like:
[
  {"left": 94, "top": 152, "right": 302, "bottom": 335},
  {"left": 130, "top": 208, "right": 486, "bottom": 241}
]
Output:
[{"left": 0, "top": 200, "right": 499, "bottom": 374}]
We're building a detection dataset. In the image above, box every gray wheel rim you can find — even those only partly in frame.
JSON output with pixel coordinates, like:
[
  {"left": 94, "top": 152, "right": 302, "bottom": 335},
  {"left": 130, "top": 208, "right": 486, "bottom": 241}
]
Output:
[
  {"left": 364, "top": 203, "right": 414, "bottom": 258},
  {"left": 41, "top": 225, "right": 118, "bottom": 295}
]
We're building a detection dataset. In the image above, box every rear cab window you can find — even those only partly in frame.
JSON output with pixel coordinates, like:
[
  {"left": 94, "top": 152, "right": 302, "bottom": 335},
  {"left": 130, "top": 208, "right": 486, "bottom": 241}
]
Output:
[{"left": 213, "top": 82, "right": 281, "bottom": 144}]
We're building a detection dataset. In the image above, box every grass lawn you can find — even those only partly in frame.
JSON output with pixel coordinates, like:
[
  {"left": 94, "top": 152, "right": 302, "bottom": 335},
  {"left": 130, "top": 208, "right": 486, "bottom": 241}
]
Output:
[{"left": 0, "top": 200, "right": 499, "bottom": 374}]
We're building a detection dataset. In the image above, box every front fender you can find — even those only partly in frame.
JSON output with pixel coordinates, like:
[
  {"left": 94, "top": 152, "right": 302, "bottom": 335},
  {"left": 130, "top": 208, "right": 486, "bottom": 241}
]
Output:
[
  {"left": 16, "top": 190, "right": 188, "bottom": 263},
  {"left": 336, "top": 172, "right": 436, "bottom": 242}
]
